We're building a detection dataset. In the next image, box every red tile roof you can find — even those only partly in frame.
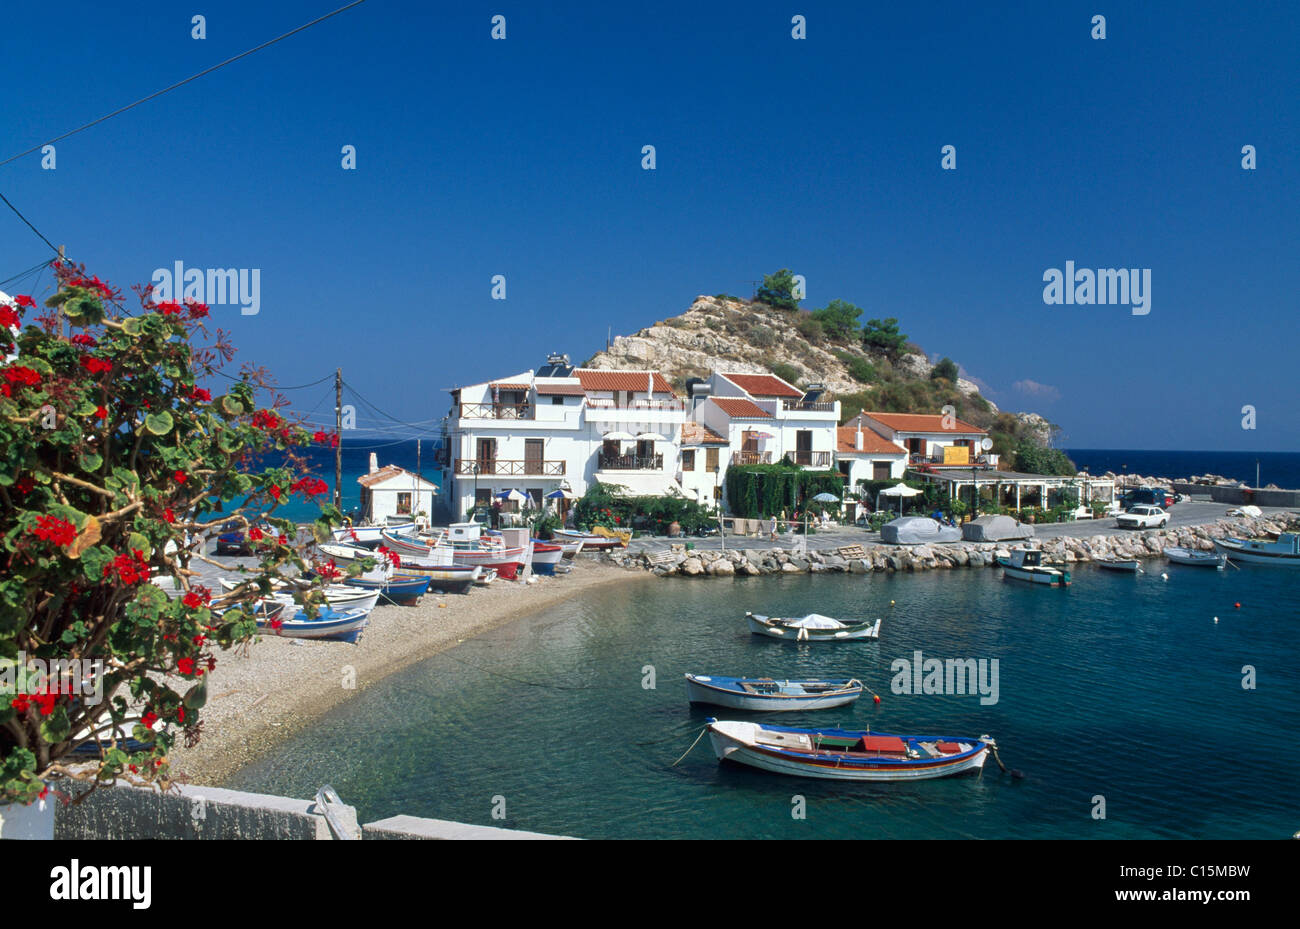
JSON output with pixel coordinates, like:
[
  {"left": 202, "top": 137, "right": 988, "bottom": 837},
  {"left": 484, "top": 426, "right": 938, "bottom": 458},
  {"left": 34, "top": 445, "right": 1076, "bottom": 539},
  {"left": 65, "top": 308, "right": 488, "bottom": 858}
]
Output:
[
  {"left": 575, "top": 369, "right": 674, "bottom": 394},
  {"left": 357, "top": 465, "right": 436, "bottom": 488},
  {"left": 836, "top": 426, "right": 906, "bottom": 456},
  {"left": 711, "top": 397, "right": 772, "bottom": 419},
  {"left": 534, "top": 383, "right": 585, "bottom": 395},
  {"left": 680, "top": 422, "right": 728, "bottom": 445},
  {"left": 721, "top": 372, "right": 803, "bottom": 398},
  {"left": 489, "top": 382, "right": 531, "bottom": 390},
  {"left": 858, "top": 411, "right": 987, "bottom": 435}
]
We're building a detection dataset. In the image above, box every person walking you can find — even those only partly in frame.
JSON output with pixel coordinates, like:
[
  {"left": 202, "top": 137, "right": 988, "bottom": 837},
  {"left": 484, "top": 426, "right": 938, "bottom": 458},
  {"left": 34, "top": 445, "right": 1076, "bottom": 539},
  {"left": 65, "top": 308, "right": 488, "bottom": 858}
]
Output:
[{"left": 490, "top": 498, "right": 502, "bottom": 530}]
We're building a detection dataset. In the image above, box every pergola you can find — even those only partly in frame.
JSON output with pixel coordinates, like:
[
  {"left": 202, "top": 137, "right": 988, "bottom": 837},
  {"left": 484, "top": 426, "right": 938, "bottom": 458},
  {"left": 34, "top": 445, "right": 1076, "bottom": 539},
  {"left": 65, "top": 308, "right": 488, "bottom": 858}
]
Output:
[{"left": 909, "top": 468, "right": 1116, "bottom": 512}]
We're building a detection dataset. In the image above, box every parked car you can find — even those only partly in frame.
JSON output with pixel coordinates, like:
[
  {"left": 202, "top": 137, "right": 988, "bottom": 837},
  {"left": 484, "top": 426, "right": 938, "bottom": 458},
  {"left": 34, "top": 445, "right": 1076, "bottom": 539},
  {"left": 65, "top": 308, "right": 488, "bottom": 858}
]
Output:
[
  {"left": 1116, "top": 505, "right": 1169, "bottom": 529},
  {"left": 214, "top": 522, "right": 274, "bottom": 555},
  {"left": 1121, "top": 487, "right": 1174, "bottom": 510}
]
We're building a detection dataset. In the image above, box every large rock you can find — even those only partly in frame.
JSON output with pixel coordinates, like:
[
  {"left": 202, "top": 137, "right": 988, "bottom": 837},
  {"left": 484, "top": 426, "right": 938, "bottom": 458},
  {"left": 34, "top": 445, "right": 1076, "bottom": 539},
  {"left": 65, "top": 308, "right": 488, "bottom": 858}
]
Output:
[
  {"left": 679, "top": 556, "right": 704, "bottom": 576},
  {"left": 709, "top": 558, "right": 735, "bottom": 576}
]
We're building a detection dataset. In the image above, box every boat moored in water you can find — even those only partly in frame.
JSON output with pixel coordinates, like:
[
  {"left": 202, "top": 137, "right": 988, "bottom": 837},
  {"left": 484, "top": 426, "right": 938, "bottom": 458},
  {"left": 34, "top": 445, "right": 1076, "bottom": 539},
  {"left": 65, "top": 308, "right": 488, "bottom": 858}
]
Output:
[
  {"left": 1163, "top": 547, "right": 1227, "bottom": 569},
  {"left": 705, "top": 719, "right": 994, "bottom": 781},
  {"left": 685, "top": 674, "right": 863, "bottom": 711},
  {"left": 746, "top": 612, "right": 882, "bottom": 641},
  {"left": 1212, "top": 534, "right": 1300, "bottom": 566},
  {"left": 997, "top": 548, "right": 1070, "bottom": 586},
  {"left": 1096, "top": 559, "right": 1142, "bottom": 573}
]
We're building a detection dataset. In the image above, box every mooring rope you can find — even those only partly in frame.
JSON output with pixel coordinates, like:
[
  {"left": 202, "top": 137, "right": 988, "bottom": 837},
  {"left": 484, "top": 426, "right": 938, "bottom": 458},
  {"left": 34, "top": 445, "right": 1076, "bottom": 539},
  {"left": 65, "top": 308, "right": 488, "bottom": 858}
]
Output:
[{"left": 671, "top": 727, "right": 709, "bottom": 766}]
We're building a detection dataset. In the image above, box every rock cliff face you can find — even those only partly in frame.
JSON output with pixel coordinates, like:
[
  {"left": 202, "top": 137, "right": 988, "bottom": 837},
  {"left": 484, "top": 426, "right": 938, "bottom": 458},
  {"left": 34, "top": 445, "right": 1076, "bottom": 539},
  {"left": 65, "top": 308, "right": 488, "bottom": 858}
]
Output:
[{"left": 584, "top": 294, "right": 1009, "bottom": 418}]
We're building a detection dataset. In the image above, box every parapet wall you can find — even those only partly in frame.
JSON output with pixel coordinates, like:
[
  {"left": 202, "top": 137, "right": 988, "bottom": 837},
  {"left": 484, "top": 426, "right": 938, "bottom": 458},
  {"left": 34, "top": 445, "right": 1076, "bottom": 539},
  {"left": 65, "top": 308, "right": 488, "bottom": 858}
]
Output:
[{"left": 52, "top": 780, "right": 568, "bottom": 840}]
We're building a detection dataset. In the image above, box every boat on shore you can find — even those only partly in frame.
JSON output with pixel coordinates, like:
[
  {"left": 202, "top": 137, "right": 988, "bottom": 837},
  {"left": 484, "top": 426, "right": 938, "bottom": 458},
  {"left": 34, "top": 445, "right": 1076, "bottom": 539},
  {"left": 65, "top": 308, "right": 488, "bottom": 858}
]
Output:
[
  {"left": 1096, "top": 559, "right": 1141, "bottom": 573},
  {"left": 1212, "top": 534, "right": 1300, "bottom": 566},
  {"left": 218, "top": 577, "right": 382, "bottom": 613},
  {"left": 342, "top": 572, "right": 431, "bottom": 605},
  {"left": 685, "top": 674, "right": 863, "bottom": 711},
  {"left": 746, "top": 612, "right": 882, "bottom": 642},
  {"left": 552, "top": 529, "right": 622, "bottom": 551},
  {"left": 1163, "top": 547, "right": 1226, "bottom": 569},
  {"left": 330, "top": 522, "right": 417, "bottom": 546},
  {"left": 257, "top": 605, "right": 371, "bottom": 643},
  {"left": 381, "top": 528, "right": 526, "bottom": 580},
  {"left": 705, "top": 720, "right": 994, "bottom": 781},
  {"left": 997, "top": 549, "right": 1070, "bottom": 586},
  {"left": 530, "top": 540, "right": 564, "bottom": 575}
]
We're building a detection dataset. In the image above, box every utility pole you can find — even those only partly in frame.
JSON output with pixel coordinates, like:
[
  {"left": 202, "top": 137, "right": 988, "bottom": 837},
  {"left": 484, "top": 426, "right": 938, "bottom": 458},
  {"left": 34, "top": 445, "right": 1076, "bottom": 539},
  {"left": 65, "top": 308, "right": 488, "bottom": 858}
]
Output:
[
  {"left": 334, "top": 368, "right": 343, "bottom": 511},
  {"left": 57, "top": 245, "right": 65, "bottom": 338}
]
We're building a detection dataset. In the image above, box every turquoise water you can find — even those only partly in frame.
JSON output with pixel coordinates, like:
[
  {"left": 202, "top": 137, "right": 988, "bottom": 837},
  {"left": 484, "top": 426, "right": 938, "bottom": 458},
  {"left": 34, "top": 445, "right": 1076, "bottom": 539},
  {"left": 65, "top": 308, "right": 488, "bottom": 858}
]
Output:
[{"left": 225, "top": 565, "right": 1300, "bottom": 839}]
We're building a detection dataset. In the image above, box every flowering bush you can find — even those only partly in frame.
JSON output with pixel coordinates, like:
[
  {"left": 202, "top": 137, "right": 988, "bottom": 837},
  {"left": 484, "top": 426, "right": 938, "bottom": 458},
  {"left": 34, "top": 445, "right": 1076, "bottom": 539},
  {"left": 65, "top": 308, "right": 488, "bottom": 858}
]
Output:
[{"left": 0, "top": 264, "right": 349, "bottom": 806}]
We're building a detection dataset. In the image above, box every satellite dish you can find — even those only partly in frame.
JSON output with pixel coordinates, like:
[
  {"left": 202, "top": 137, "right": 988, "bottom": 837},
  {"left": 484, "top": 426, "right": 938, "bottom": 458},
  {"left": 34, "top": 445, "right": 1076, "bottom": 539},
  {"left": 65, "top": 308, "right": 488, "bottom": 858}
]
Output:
[{"left": 980, "top": 437, "right": 993, "bottom": 451}]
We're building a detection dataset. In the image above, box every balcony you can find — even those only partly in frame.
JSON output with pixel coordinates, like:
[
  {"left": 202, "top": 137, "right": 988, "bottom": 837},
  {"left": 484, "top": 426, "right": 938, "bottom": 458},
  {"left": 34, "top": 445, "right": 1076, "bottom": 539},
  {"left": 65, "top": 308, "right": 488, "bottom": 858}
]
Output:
[
  {"left": 790, "top": 450, "right": 831, "bottom": 468},
  {"left": 455, "top": 458, "right": 565, "bottom": 476},
  {"left": 780, "top": 399, "right": 837, "bottom": 413},
  {"left": 597, "top": 452, "right": 663, "bottom": 470},
  {"left": 732, "top": 450, "right": 772, "bottom": 465},
  {"left": 457, "top": 402, "right": 533, "bottom": 420},
  {"left": 585, "top": 398, "right": 686, "bottom": 411}
]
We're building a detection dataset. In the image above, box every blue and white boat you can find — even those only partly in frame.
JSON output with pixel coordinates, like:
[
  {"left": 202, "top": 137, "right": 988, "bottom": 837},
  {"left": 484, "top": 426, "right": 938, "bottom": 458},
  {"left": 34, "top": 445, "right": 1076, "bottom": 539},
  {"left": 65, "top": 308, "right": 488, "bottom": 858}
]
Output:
[
  {"left": 257, "top": 605, "right": 372, "bottom": 643},
  {"left": 685, "top": 674, "right": 863, "bottom": 711},
  {"left": 1213, "top": 533, "right": 1300, "bottom": 566},
  {"left": 706, "top": 720, "right": 995, "bottom": 782},
  {"left": 1163, "top": 547, "right": 1226, "bottom": 569},
  {"left": 746, "top": 612, "right": 882, "bottom": 641},
  {"left": 343, "top": 572, "right": 431, "bottom": 605},
  {"left": 530, "top": 540, "right": 564, "bottom": 575}
]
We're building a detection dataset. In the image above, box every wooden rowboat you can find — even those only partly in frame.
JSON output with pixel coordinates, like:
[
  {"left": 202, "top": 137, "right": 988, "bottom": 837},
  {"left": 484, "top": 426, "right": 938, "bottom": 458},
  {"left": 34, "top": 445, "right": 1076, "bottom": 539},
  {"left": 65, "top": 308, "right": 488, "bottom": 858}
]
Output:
[
  {"left": 745, "top": 612, "right": 882, "bottom": 642},
  {"left": 685, "top": 674, "right": 863, "bottom": 711},
  {"left": 997, "top": 549, "right": 1070, "bottom": 586},
  {"left": 1096, "top": 559, "right": 1142, "bottom": 573},
  {"left": 1164, "top": 547, "right": 1227, "bottom": 569},
  {"left": 706, "top": 720, "right": 995, "bottom": 782}
]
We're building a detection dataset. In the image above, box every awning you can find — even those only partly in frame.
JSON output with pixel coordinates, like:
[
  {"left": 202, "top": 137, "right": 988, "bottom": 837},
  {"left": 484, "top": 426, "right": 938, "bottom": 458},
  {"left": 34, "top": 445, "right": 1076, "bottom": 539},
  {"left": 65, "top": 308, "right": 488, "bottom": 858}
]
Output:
[
  {"left": 635, "top": 432, "right": 667, "bottom": 442},
  {"left": 545, "top": 488, "right": 579, "bottom": 500},
  {"left": 602, "top": 431, "right": 636, "bottom": 441}
]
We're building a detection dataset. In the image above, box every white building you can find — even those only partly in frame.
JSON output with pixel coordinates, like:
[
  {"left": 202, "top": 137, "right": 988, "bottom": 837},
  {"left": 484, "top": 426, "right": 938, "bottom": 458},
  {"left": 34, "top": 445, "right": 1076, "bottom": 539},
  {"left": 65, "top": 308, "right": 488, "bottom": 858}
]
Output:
[
  {"left": 357, "top": 459, "right": 440, "bottom": 525},
  {"left": 703, "top": 372, "right": 840, "bottom": 468},
  {"left": 440, "top": 356, "right": 688, "bottom": 520},
  {"left": 847, "top": 411, "right": 997, "bottom": 469},
  {"left": 677, "top": 421, "right": 730, "bottom": 506},
  {"left": 835, "top": 425, "right": 910, "bottom": 489}
]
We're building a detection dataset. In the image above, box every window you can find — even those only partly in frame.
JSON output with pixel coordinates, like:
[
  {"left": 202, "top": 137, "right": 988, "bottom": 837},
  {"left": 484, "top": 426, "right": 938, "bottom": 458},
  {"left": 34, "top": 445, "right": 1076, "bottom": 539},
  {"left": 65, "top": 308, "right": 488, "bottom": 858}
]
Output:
[
  {"left": 681, "top": 450, "right": 696, "bottom": 472},
  {"left": 396, "top": 492, "right": 412, "bottom": 515},
  {"left": 552, "top": 396, "right": 564, "bottom": 405},
  {"left": 873, "top": 461, "right": 892, "bottom": 480},
  {"left": 706, "top": 448, "right": 720, "bottom": 472},
  {"left": 474, "top": 489, "right": 492, "bottom": 506}
]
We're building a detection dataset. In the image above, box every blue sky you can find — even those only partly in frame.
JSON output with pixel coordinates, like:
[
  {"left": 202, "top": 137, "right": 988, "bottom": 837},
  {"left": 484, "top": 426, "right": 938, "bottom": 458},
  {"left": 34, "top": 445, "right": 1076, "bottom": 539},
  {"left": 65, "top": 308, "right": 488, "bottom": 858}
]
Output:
[{"left": 1, "top": 1, "right": 1296, "bottom": 449}]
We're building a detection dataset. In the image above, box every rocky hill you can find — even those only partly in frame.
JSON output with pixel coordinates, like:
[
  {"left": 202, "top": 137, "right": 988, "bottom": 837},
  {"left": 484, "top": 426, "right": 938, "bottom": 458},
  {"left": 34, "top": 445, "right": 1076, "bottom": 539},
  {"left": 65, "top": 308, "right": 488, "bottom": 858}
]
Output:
[{"left": 583, "top": 294, "right": 1055, "bottom": 451}]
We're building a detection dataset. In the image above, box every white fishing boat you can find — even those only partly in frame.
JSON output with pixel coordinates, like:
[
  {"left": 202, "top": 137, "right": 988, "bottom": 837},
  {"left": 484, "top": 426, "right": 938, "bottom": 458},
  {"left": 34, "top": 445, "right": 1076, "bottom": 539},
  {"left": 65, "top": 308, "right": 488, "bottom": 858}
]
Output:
[
  {"left": 1163, "top": 547, "right": 1226, "bottom": 569},
  {"left": 745, "top": 612, "right": 882, "bottom": 641},
  {"left": 1213, "top": 534, "right": 1300, "bottom": 566},
  {"left": 996, "top": 549, "right": 1070, "bottom": 587},
  {"left": 331, "top": 522, "right": 417, "bottom": 546},
  {"left": 685, "top": 674, "right": 863, "bottom": 711},
  {"left": 217, "top": 577, "right": 381, "bottom": 613},
  {"left": 1096, "top": 559, "right": 1142, "bottom": 573},
  {"left": 705, "top": 720, "right": 994, "bottom": 782}
]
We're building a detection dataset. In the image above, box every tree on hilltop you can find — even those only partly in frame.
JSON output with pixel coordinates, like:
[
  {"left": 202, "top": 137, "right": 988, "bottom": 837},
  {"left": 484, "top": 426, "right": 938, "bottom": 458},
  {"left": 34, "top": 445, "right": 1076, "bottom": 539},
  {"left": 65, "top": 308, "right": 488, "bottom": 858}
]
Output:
[{"left": 754, "top": 269, "right": 800, "bottom": 311}]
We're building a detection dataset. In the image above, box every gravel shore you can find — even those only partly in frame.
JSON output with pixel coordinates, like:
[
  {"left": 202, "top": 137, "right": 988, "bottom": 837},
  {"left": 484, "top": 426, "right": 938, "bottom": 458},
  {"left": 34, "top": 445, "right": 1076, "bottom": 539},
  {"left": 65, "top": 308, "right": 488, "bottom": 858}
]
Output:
[{"left": 168, "top": 558, "right": 634, "bottom": 786}]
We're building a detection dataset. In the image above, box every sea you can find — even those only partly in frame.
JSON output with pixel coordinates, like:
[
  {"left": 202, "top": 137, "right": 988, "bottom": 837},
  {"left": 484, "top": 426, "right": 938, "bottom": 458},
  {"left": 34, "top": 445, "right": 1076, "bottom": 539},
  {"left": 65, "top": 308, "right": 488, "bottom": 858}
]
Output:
[
  {"left": 224, "top": 563, "right": 1300, "bottom": 839},
  {"left": 269, "top": 443, "right": 1300, "bottom": 525}
]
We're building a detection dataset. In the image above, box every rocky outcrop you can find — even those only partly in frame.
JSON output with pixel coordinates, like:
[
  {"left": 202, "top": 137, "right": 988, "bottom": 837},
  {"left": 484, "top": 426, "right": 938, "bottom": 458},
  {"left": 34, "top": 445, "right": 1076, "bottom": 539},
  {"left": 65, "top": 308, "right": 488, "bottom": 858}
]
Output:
[{"left": 605, "top": 514, "right": 1299, "bottom": 579}]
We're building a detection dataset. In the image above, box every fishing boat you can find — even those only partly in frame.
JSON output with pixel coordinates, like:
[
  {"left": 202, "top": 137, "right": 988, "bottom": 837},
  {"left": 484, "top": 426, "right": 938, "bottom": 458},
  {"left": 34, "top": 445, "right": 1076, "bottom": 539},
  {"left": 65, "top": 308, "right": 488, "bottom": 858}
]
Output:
[
  {"left": 745, "top": 612, "right": 882, "bottom": 642},
  {"left": 1212, "top": 534, "right": 1300, "bottom": 566},
  {"left": 70, "top": 715, "right": 166, "bottom": 755},
  {"left": 1096, "top": 559, "right": 1141, "bottom": 573},
  {"left": 554, "top": 538, "right": 584, "bottom": 559},
  {"left": 381, "top": 528, "right": 525, "bottom": 580},
  {"left": 552, "top": 529, "right": 622, "bottom": 552},
  {"left": 218, "top": 577, "right": 382, "bottom": 612},
  {"left": 705, "top": 720, "right": 995, "bottom": 782},
  {"left": 397, "top": 562, "right": 480, "bottom": 593},
  {"left": 257, "top": 605, "right": 371, "bottom": 643},
  {"left": 330, "top": 522, "right": 417, "bottom": 547},
  {"left": 1163, "top": 547, "right": 1227, "bottom": 569},
  {"left": 315, "top": 542, "right": 396, "bottom": 580},
  {"left": 997, "top": 549, "right": 1070, "bottom": 586},
  {"left": 342, "top": 573, "right": 431, "bottom": 605},
  {"left": 530, "top": 540, "right": 564, "bottom": 576},
  {"left": 685, "top": 674, "right": 863, "bottom": 711}
]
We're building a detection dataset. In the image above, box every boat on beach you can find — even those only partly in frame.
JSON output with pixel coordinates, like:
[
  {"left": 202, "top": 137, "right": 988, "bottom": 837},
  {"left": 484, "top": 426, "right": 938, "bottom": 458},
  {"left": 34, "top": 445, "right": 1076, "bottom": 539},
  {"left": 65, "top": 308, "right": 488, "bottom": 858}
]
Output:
[
  {"left": 330, "top": 522, "right": 417, "bottom": 546},
  {"left": 342, "top": 572, "right": 431, "bottom": 605},
  {"left": 685, "top": 674, "right": 863, "bottom": 711},
  {"left": 997, "top": 549, "right": 1070, "bottom": 586},
  {"left": 552, "top": 529, "right": 622, "bottom": 551},
  {"left": 1163, "top": 547, "right": 1226, "bottom": 569},
  {"left": 381, "top": 528, "right": 526, "bottom": 580},
  {"left": 217, "top": 577, "right": 382, "bottom": 612},
  {"left": 257, "top": 605, "right": 372, "bottom": 643},
  {"left": 530, "top": 540, "right": 564, "bottom": 575},
  {"left": 1212, "top": 534, "right": 1300, "bottom": 566},
  {"left": 746, "top": 612, "right": 882, "bottom": 641},
  {"left": 705, "top": 719, "right": 995, "bottom": 781}
]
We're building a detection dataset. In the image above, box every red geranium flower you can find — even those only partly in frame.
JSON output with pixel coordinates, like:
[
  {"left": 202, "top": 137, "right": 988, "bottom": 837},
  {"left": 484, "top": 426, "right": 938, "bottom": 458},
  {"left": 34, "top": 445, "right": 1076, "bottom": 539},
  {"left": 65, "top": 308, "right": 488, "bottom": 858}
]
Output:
[
  {"left": 173, "top": 470, "right": 187, "bottom": 484},
  {"left": 269, "top": 485, "right": 281, "bottom": 501},
  {"left": 80, "top": 356, "right": 112, "bottom": 375},
  {"left": 101, "top": 548, "right": 150, "bottom": 585},
  {"left": 248, "top": 526, "right": 264, "bottom": 541},
  {"left": 0, "top": 306, "right": 19, "bottom": 328},
  {"left": 155, "top": 301, "right": 183, "bottom": 316},
  {"left": 251, "top": 410, "right": 281, "bottom": 430},
  {"left": 70, "top": 333, "right": 97, "bottom": 347},
  {"left": 182, "top": 591, "right": 205, "bottom": 609},
  {"left": 31, "top": 514, "right": 77, "bottom": 547},
  {"left": 13, "top": 294, "right": 35, "bottom": 308},
  {"left": 4, "top": 365, "right": 41, "bottom": 388},
  {"left": 163, "top": 508, "right": 175, "bottom": 523},
  {"left": 94, "top": 405, "right": 108, "bottom": 419},
  {"left": 69, "top": 275, "right": 112, "bottom": 299},
  {"left": 32, "top": 692, "right": 57, "bottom": 716},
  {"left": 176, "top": 657, "right": 197, "bottom": 677},
  {"left": 177, "top": 706, "right": 186, "bottom": 723},
  {"left": 10, "top": 694, "right": 31, "bottom": 713},
  {"left": 184, "top": 299, "right": 209, "bottom": 319},
  {"left": 140, "top": 711, "right": 159, "bottom": 729}
]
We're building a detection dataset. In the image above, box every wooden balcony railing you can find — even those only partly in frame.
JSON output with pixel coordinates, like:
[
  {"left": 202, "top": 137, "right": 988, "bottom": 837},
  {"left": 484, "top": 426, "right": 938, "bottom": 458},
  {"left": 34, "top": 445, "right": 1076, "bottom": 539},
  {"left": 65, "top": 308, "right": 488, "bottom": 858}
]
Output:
[
  {"left": 457, "top": 403, "right": 533, "bottom": 420},
  {"left": 597, "top": 452, "right": 664, "bottom": 471},
  {"left": 732, "top": 450, "right": 772, "bottom": 465},
  {"left": 791, "top": 450, "right": 831, "bottom": 467},
  {"left": 780, "top": 399, "right": 837, "bottom": 413},
  {"left": 455, "top": 458, "right": 565, "bottom": 476},
  {"left": 584, "top": 398, "right": 686, "bottom": 411}
]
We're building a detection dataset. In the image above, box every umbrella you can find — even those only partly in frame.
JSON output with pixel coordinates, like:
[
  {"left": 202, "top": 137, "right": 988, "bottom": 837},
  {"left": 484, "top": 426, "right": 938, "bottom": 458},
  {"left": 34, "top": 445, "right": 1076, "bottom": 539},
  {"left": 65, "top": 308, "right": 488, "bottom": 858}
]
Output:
[
  {"left": 635, "top": 432, "right": 666, "bottom": 442},
  {"left": 877, "top": 482, "right": 921, "bottom": 516},
  {"left": 545, "top": 489, "right": 579, "bottom": 500},
  {"left": 602, "top": 431, "right": 635, "bottom": 441},
  {"left": 811, "top": 492, "right": 841, "bottom": 503},
  {"left": 495, "top": 489, "right": 528, "bottom": 502}
]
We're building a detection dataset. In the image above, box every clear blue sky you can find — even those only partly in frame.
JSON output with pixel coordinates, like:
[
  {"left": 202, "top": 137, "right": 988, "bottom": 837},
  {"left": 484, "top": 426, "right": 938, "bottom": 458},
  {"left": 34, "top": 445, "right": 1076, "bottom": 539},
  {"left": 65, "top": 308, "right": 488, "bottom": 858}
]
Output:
[{"left": 1, "top": 1, "right": 1296, "bottom": 449}]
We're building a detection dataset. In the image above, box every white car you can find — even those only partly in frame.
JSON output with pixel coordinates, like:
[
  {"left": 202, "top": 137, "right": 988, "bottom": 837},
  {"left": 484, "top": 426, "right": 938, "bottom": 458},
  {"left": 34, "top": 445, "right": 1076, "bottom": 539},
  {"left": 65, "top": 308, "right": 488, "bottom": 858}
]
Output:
[{"left": 1116, "top": 505, "right": 1169, "bottom": 529}]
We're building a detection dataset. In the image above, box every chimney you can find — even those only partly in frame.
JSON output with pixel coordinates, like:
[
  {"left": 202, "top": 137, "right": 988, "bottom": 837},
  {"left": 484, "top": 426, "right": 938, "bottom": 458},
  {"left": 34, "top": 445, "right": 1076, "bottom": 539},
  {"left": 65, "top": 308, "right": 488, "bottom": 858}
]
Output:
[
  {"left": 369, "top": 452, "right": 379, "bottom": 474},
  {"left": 856, "top": 427, "right": 863, "bottom": 451}
]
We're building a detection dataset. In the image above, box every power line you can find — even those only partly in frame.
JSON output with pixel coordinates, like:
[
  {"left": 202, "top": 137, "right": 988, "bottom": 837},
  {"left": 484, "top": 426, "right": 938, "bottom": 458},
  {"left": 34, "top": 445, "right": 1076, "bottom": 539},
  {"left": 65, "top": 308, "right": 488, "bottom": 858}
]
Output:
[
  {"left": 0, "top": 258, "right": 52, "bottom": 289},
  {"left": 0, "top": 191, "right": 60, "bottom": 255},
  {"left": 0, "top": 1, "right": 369, "bottom": 170},
  {"left": 343, "top": 379, "right": 445, "bottom": 434}
]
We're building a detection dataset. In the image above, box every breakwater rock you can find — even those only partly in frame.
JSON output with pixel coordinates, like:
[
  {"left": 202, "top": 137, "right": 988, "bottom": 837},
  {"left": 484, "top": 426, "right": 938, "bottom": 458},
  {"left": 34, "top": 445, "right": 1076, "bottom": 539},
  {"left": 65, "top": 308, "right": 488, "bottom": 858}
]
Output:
[{"left": 608, "top": 514, "right": 1299, "bottom": 578}]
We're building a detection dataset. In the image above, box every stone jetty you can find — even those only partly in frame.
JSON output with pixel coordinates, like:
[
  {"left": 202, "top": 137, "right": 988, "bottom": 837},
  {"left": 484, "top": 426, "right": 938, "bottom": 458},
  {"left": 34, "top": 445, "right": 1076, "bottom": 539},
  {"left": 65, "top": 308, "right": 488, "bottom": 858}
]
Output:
[{"left": 609, "top": 513, "right": 1299, "bottom": 578}]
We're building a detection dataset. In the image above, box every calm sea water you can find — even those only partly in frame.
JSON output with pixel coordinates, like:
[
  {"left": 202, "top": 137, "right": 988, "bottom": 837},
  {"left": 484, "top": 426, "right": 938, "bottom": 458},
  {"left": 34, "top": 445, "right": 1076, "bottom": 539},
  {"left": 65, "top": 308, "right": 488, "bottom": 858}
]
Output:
[
  {"left": 255, "top": 440, "right": 439, "bottom": 523},
  {"left": 1066, "top": 449, "right": 1300, "bottom": 489},
  {"left": 225, "top": 564, "right": 1300, "bottom": 839}
]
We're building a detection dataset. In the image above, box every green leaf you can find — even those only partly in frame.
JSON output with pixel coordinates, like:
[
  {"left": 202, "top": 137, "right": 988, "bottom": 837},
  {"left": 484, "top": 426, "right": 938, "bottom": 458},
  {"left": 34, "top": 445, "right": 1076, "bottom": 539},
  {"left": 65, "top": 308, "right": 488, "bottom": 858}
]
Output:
[
  {"left": 79, "top": 452, "right": 103, "bottom": 472},
  {"left": 39, "top": 706, "right": 72, "bottom": 744},
  {"left": 219, "top": 395, "right": 244, "bottom": 416},
  {"left": 128, "top": 532, "right": 152, "bottom": 559},
  {"left": 218, "top": 430, "right": 243, "bottom": 453},
  {"left": 144, "top": 411, "right": 173, "bottom": 435},
  {"left": 121, "top": 316, "right": 143, "bottom": 335},
  {"left": 182, "top": 678, "right": 207, "bottom": 710}
]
